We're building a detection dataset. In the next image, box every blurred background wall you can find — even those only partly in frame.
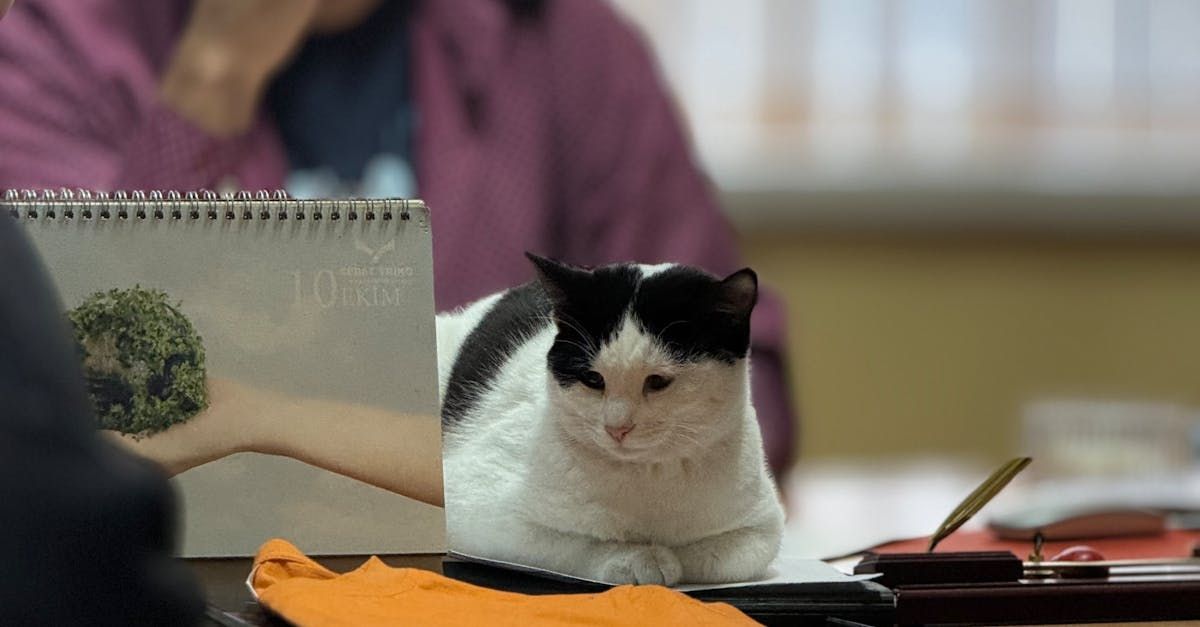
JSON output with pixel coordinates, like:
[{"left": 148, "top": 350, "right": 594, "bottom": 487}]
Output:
[{"left": 610, "top": 0, "right": 1200, "bottom": 465}]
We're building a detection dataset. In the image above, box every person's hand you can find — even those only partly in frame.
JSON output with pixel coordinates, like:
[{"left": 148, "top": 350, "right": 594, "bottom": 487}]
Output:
[
  {"left": 161, "top": 0, "right": 322, "bottom": 137},
  {"left": 0, "top": 0, "right": 14, "bottom": 20},
  {"left": 103, "top": 377, "right": 279, "bottom": 476}
]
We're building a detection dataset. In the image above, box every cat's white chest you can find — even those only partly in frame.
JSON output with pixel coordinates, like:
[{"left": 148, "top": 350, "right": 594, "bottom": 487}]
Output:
[{"left": 519, "top": 455, "right": 745, "bottom": 546}]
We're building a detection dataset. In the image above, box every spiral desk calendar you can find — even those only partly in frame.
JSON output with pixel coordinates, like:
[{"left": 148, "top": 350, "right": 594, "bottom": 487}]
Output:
[{"left": 5, "top": 189, "right": 445, "bottom": 558}]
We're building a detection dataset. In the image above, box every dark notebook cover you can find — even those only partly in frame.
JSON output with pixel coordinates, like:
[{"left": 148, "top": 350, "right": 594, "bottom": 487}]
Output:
[{"left": 441, "top": 558, "right": 896, "bottom": 627}]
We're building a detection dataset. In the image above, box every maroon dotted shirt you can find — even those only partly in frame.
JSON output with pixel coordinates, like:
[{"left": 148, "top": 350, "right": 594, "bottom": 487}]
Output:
[{"left": 0, "top": 0, "right": 795, "bottom": 473}]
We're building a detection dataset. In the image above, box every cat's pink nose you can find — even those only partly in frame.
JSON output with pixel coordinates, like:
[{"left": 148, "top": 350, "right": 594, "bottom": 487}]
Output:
[{"left": 606, "top": 423, "right": 635, "bottom": 443}]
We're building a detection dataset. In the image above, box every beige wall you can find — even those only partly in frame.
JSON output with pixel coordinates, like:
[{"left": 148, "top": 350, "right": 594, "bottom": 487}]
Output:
[{"left": 741, "top": 231, "right": 1200, "bottom": 463}]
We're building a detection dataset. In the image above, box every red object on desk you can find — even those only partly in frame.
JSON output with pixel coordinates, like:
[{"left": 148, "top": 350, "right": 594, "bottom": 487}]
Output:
[
  {"left": 866, "top": 530, "right": 1200, "bottom": 624},
  {"left": 872, "top": 528, "right": 1200, "bottom": 560}
]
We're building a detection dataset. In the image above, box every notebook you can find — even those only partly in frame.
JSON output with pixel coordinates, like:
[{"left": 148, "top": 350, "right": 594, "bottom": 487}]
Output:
[{"left": 5, "top": 189, "right": 445, "bottom": 558}]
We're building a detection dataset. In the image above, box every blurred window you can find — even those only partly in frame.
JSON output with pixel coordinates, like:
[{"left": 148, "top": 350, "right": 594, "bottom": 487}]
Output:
[{"left": 610, "top": 0, "right": 1200, "bottom": 197}]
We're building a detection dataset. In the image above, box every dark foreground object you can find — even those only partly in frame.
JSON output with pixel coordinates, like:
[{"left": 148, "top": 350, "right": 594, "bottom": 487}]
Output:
[
  {"left": 857, "top": 550, "right": 1200, "bottom": 625},
  {"left": 442, "top": 558, "right": 896, "bottom": 627},
  {"left": 0, "top": 213, "right": 203, "bottom": 626}
]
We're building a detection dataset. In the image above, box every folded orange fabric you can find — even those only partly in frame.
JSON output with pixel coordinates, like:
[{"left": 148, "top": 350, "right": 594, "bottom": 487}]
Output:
[{"left": 250, "top": 539, "right": 760, "bottom": 627}]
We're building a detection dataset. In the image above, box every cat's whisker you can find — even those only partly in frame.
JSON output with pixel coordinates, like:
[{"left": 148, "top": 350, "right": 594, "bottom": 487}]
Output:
[
  {"left": 670, "top": 432, "right": 704, "bottom": 446},
  {"left": 669, "top": 422, "right": 706, "bottom": 435},
  {"left": 655, "top": 319, "right": 690, "bottom": 340},
  {"left": 668, "top": 429, "right": 705, "bottom": 447},
  {"left": 555, "top": 314, "right": 600, "bottom": 354},
  {"left": 554, "top": 338, "right": 596, "bottom": 357}
]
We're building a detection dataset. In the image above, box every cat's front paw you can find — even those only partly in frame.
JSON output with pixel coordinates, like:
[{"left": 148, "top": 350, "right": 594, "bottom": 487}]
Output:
[
  {"left": 598, "top": 545, "right": 682, "bottom": 586},
  {"left": 676, "top": 527, "right": 780, "bottom": 583}
]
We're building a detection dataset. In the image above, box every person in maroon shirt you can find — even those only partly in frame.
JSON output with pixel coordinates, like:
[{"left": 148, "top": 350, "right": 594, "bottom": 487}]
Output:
[{"left": 0, "top": 0, "right": 796, "bottom": 476}]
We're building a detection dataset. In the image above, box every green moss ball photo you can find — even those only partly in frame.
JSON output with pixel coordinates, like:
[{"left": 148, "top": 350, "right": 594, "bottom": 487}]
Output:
[{"left": 68, "top": 287, "right": 209, "bottom": 437}]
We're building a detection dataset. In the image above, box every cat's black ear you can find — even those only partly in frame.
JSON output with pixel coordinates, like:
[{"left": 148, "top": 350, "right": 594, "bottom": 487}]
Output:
[
  {"left": 715, "top": 268, "right": 758, "bottom": 319},
  {"left": 526, "top": 252, "right": 590, "bottom": 305}
]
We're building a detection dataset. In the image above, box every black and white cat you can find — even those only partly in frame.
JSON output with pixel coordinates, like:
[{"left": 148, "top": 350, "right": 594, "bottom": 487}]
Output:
[{"left": 437, "top": 254, "right": 784, "bottom": 585}]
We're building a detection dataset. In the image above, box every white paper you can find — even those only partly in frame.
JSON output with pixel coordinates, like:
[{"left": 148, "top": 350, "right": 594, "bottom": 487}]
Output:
[{"left": 447, "top": 551, "right": 879, "bottom": 591}]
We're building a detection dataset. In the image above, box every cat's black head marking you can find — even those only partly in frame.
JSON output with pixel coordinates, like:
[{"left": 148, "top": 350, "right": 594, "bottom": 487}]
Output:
[
  {"left": 443, "top": 254, "right": 758, "bottom": 426},
  {"left": 529, "top": 254, "right": 757, "bottom": 387},
  {"left": 634, "top": 265, "right": 757, "bottom": 364}
]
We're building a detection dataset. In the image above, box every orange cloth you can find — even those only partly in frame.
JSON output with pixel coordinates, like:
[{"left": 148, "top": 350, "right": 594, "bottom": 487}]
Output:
[{"left": 250, "top": 539, "right": 760, "bottom": 627}]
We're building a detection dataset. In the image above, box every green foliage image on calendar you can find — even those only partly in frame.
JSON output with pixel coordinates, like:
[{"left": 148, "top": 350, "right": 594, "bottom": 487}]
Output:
[{"left": 69, "top": 287, "right": 208, "bottom": 437}]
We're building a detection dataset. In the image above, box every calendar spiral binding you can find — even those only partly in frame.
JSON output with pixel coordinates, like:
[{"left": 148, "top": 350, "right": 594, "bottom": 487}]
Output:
[{"left": 2, "top": 189, "right": 418, "bottom": 222}]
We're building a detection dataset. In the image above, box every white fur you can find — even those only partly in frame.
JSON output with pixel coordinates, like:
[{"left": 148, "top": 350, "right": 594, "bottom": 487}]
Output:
[
  {"left": 435, "top": 291, "right": 503, "bottom": 402},
  {"left": 638, "top": 262, "right": 675, "bottom": 278},
  {"left": 437, "top": 266, "right": 784, "bottom": 585}
]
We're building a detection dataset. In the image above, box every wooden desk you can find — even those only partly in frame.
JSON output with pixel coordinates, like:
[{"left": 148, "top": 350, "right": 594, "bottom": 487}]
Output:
[
  {"left": 194, "top": 551, "right": 1200, "bottom": 626},
  {"left": 192, "top": 555, "right": 895, "bottom": 626}
]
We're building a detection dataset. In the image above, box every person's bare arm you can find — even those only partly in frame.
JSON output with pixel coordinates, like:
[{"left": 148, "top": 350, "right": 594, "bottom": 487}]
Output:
[
  {"left": 107, "top": 377, "right": 445, "bottom": 507},
  {"left": 160, "top": 0, "right": 386, "bottom": 136},
  {"left": 252, "top": 390, "right": 445, "bottom": 508},
  {"left": 0, "top": 0, "right": 300, "bottom": 190},
  {"left": 160, "top": 0, "right": 320, "bottom": 138}
]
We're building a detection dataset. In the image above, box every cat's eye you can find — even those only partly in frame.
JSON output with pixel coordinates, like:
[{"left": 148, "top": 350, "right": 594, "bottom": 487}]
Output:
[
  {"left": 644, "top": 374, "right": 673, "bottom": 393},
  {"left": 578, "top": 370, "right": 606, "bottom": 390}
]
